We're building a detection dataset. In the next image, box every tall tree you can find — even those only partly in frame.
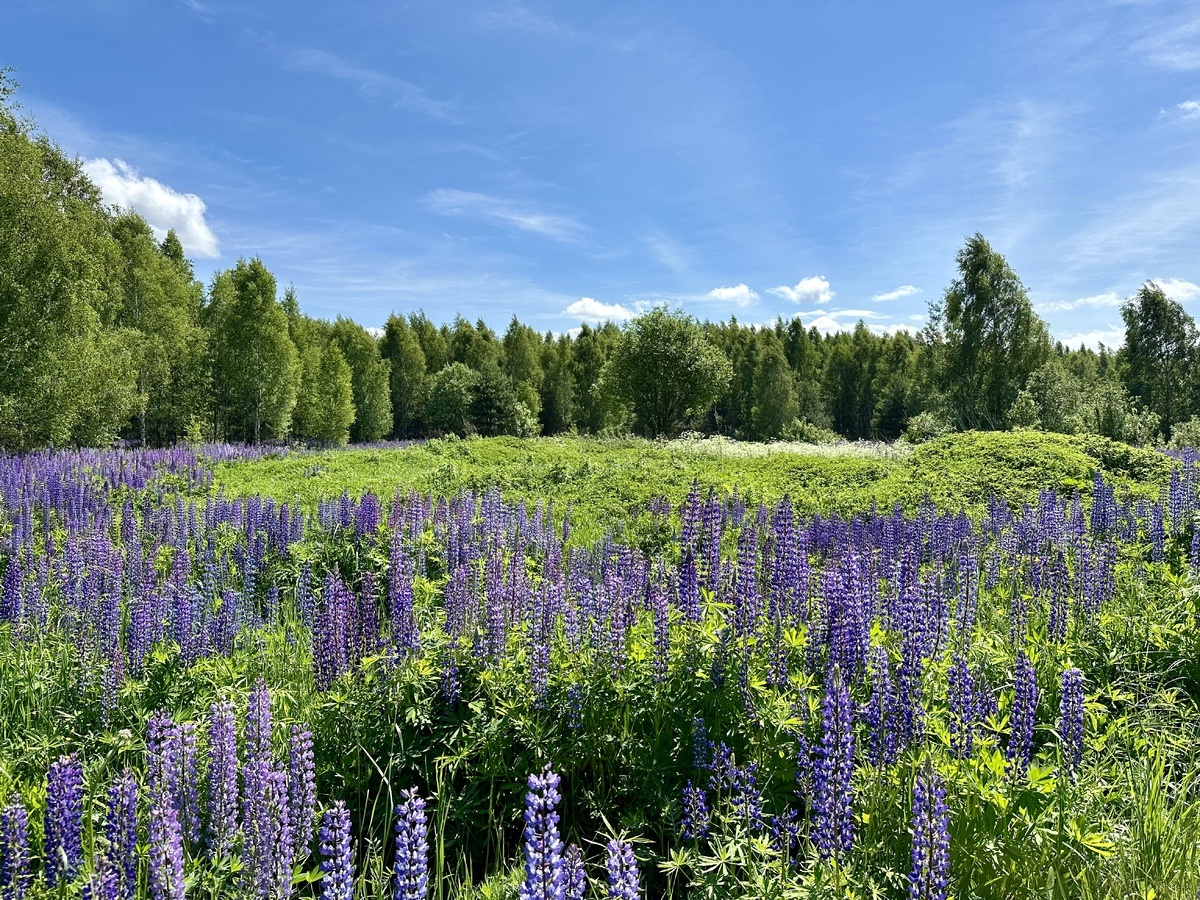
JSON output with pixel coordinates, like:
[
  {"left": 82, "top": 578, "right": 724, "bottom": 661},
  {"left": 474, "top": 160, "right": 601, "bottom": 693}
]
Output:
[
  {"left": 300, "top": 341, "right": 355, "bottom": 446},
  {"left": 0, "top": 76, "right": 139, "bottom": 448},
  {"left": 1119, "top": 282, "right": 1198, "bottom": 432},
  {"left": 426, "top": 363, "right": 477, "bottom": 436},
  {"left": 331, "top": 318, "right": 391, "bottom": 443},
  {"left": 750, "top": 334, "right": 798, "bottom": 439},
  {"left": 930, "top": 233, "right": 1050, "bottom": 430},
  {"left": 600, "top": 308, "right": 732, "bottom": 437},
  {"left": 208, "top": 258, "right": 300, "bottom": 443},
  {"left": 379, "top": 314, "right": 428, "bottom": 438}
]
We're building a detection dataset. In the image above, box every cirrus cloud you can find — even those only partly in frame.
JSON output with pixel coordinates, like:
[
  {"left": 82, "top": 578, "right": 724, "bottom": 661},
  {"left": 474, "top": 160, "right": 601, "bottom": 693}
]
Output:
[
  {"left": 873, "top": 284, "right": 920, "bottom": 301},
  {"left": 83, "top": 158, "right": 220, "bottom": 257},
  {"left": 768, "top": 276, "right": 834, "bottom": 304}
]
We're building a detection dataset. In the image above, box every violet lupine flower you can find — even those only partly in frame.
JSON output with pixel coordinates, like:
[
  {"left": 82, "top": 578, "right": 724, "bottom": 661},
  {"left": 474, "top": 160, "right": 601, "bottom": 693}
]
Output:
[
  {"left": 319, "top": 803, "right": 355, "bottom": 900},
  {"left": 83, "top": 859, "right": 118, "bottom": 900},
  {"left": 768, "top": 808, "right": 803, "bottom": 867},
  {"left": 690, "top": 718, "right": 712, "bottom": 772},
  {"left": 908, "top": 762, "right": 950, "bottom": 900},
  {"left": 864, "top": 647, "right": 897, "bottom": 767},
  {"left": 178, "top": 723, "right": 201, "bottom": 845},
  {"left": 393, "top": 789, "right": 429, "bottom": 900},
  {"left": 288, "top": 726, "right": 316, "bottom": 862},
  {"left": 243, "top": 761, "right": 293, "bottom": 900},
  {"left": 0, "top": 797, "right": 31, "bottom": 900},
  {"left": 813, "top": 668, "right": 855, "bottom": 860},
  {"left": 246, "top": 680, "right": 273, "bottom": 765},
  {"left": 207, "top": 701, "right": 239, "bottom": 858},
  {"left": 563, "top": 844, "right": 586, "bottom": 900},
  {"left": 519, "top": 767, "right": 564, "bottom": 900},
  {"left": 1059, "top": 668, "right": 1085, "bottom": 776},
  {"left": 148, "top": 772, "right": 185, "bottom": 900},
  {"left": 680, "top": 782, "right": 709, "bottom": 840},
  {"left": 604, "top": 840, "right": 639, "bottom": 900},
  {"left": 1006, "top": 653, "right": 1039, "bottom": 780},
  {"left": 565, "top": 684, "right": 583, "bottom": 731},
  {"left": 45, "top": 754, "right": 84, "bottom": 887},
  {"left": 104, "top": 770, "right": 138, "bottom": 900},
  {"left": 731, "top": 764, "right": 763, "bottom": 831}
]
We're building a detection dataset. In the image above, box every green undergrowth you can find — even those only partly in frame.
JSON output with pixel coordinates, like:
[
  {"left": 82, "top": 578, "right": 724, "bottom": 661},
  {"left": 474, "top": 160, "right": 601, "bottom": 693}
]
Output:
[{"left": 215, "top": 432, "right": 1173, "bottom": 538}]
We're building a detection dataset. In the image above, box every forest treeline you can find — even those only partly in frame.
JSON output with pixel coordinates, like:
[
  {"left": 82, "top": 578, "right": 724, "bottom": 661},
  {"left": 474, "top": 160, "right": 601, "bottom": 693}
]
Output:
[{"left": 4, "top": 75, "right": 1200, "bottom": 450}]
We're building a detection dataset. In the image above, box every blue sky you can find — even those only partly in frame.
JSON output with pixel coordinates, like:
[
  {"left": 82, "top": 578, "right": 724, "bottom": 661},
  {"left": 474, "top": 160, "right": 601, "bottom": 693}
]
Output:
[{"left": 3, "top": 0, "right": 1199, "bottom": 346}]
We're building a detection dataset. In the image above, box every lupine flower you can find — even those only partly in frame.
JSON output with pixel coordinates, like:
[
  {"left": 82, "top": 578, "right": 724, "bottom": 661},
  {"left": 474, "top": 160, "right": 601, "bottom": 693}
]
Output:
[
  {"left": 520, "top": 767, "right": 564, "bottom": 900},
  {"left": 947, "top": 654, "right": 975, "bottom": 759},
  {"left": 604, "top": 840, "right": 639, "bottom": 900},
  {"left": 768, "top": 808, "right": 803, "bottom": 867},
  {"left": 680, "top": 782, "right": 709, "bottom": 840},
  {"left": 731, "top": 764, "right": 763, "bottom": 830},
  {"left": 1006, "top": 653, "right": 1039, "bottom": 780},
  {"left": 908, "top": 762, "right": 950, "bottom": 900},
  {"left": 83, "top": 859, "right": 118, "bottom": 900},
  {"left": 318, "top": 803, "right": 354, "bottom": 900},
  {"left": 813, "top": 668, "right": 855, "bottom": 859},
  {"left": 0, "top": 796, "right": 31, "bottom": 900},
  {"left": 864, "top": 646, "right": 897, "bottom": 767},
  {"left": 1059, "top": 668, "right": 1085, "bottom": 775},
  {"left": 178, "top": 723, "right": 201, "bottom": 845},
  {"left": 104, "top": 770, "right": 138, "bottom": 900},
  {"left": 393, "top": 789, "right": 429, "bottom": 900},
  {"left": 45, "top": 754, "right": 84, "bottom": 887},
  {"left": 207, "top": 701, "right": 239, "bottom": 857},
  {"left": 246, "top": 680, "right": 272, "bottom": 765},
  {"left": 563, "top": 844, "right": 586, "bottom": 900},
  {"left": 242, "top": 759, "right": 293, "bottom": 900},
  {"left": 288, "top": 726, "right": 316, "bottom": 861},
  {"left": 148, "top": 772, "right": 185, "bottom": 900}
]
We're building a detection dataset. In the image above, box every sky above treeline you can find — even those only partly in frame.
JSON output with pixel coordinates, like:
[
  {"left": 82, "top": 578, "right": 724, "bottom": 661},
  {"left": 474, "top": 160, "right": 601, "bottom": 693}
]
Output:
[{"left": 3, "top": 0, "right": 1199, "bottom": 347}]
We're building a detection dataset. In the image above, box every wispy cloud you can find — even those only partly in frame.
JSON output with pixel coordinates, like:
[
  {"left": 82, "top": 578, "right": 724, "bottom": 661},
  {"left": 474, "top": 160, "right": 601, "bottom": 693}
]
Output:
[
  {"left": 83, "top": 158, "right": 220, "bottom": 257},
  {"left": 562, "top": 297, "right": 634, "bottom": 322},
  {"left": 642, "top": 233, "right": 696, "bottom": 278},
  {"left": 769, "top": 276, "right": 834, "bottom": 304},
  {"left": 873, "top": 284, "right": 921, "bottom": 301},
  {"left": 1037, "top": 290, "right": 1123, "bottom": 313},
  {"left": 278, "top": 44, "right": 458, "bottom": 121},
  {"left": 1132, "top": 11, "right": 1200, "bottom": 71},
  {"left": 707, "top": 283, "right": 758, "bottom": 306},
  {"left": 479, "top": 3, "right": 574, "bottom": 37},
  {"left": 1154, "top": 277, "right": 1200, "bottom": 302},
  {"left": 1161, "top": 99, "right": 1200, "bottom": 122},
  {"left": 424, "top": 189, "right": 585, "bottom": 242}
]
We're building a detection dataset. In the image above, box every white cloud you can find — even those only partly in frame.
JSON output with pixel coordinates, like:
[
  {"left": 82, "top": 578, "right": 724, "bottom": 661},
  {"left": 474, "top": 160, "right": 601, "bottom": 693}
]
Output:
[
  {"left": 83, "top": 158, "right": 219, "bottom": 257},
  {"left": 873, "top": 284, "right": 920, "bottom": 301},
  {"left": 1154, "top": 277, "right": 1200, "bottom": 302},
  {"left": 1133, "top": 15, "right": 1200, "bottom": 71},
  {"left": 365, "top": 326, "right": 385, "bottom": 339},
  {"left": 1163, "top": 99, "right": 1200, "bottom": 122},
  {"left": 281, "top": 45, "right": 457, "bottom": 120},
  {"left": 707, "top": 283, "right": 758, "bottom": 306},
  {"left": 1037, "top": 291, "right": 1123, "bottom": 313},
  {"left": 1055, "top": 328, "right": 1125, "bottom": 350},
  {"left": 562, "top": 297, "right": 634, "bottom": 322},
  {"left": 425, "top": 189, "right": 584, "bottom": 242},
  {"left": 768, "top": 276, "right": 834, "bottom": 304}
]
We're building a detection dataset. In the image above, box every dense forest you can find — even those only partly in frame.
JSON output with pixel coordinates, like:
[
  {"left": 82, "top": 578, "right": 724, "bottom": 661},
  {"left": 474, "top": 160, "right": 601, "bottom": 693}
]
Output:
[{"left": 3, "top": 75, "right": 1198, "bottom": 451}]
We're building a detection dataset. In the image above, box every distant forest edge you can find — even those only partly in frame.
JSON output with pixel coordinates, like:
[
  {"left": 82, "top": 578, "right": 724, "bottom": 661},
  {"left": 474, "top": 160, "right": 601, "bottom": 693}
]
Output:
[{"left": 4, "top": 74, "right": 1198, "bottom": 452}]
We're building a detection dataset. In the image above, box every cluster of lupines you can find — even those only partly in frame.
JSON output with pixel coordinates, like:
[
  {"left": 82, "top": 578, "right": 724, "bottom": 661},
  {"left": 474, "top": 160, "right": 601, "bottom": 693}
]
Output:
[{"left": 2, "top": 447, "right": 1198, "bottom": 893}]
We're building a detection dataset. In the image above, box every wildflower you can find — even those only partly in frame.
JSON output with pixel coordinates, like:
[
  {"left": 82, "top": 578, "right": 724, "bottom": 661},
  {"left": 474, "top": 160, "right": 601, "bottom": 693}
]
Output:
[
  {"left": 393, "top": 789, "right": 429, "bottom": 900},
  {"left": 520, "top": 766, "right": 564, "bottom": 900},
  {"left": 908, "top": 762, "right": 950, "bottom": 900},
  {"left": 319, "top": 803, "right": 354, "bottom": 900}
]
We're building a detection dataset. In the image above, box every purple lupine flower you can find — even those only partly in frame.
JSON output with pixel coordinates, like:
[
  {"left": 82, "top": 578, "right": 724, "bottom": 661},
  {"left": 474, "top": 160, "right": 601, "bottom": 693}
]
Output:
[
  {"left": 393, "top": 789, "right": 429, "bottom": 900},
  {"left": 288, "top": 726, "right": 316, "bottom": 862},
  {"left": 104, "top": 770, "right": 138, "bottom": 900},
  {"left": 242, "top": 760, "right": 292, "bottom": 900},
  {"left": 1006, "top": 653, "right": 1039, "bottom": 780},
  {"left": 178, "top": 723, "right": 201, "bottom": 845},
  {"left": 565, "top": 684, "right": 583, "bottom": 731},
  {"left": 680, "top": 782, "right": 709, "bottom": 840},
  {"left": 0, "top": 797, "right": 30, "bottom": 900},
  {"left": 731, "top": 764, "right": 763, "bottom": 831},
  {"left": 246, "top": 680, "right": 272, "bottom": 765},
  {"left": 1059, "top": 668, "right": 1085, "bottom": 776},
  {"left": 319, "top": 803, "right": 355, "bottom": 900},
  {"left": 519, "top": 767, "right": 564, "bottom": 900},
  {"left": 207, "top": 701, "right": 239, "bottom": 858},
  {"left": 45, "top": 754, "right": 84, "bottom": 887},
  {"left": 148, "top": 770, "right": 185, "bottom": 900},
  {"left": 908, "top": 762, "right": 950, "bottom": 900},
  {"left": 690, "top": 718, "right": 712, "bottom": 772},
  {"left": 813, "top": 668, "right": 855, "bottom": 860},
  {"left": 82, "top": 859, "right": 119, "bottom": 900},
  {"left": 794, "top": 733, "right": 813, "bottom": 803},
  {"left": 768, "top": 808, "right": 803, "bottom": 867},
  {"left": 604, "top": 840, "right": 639, "bottom": 900},
  {"left": 947, "top": 654, "right": 975, "bottom": 759},
  {"left": 563, "top": 844, "right": 586, "bottom": 900},
  {"left": 864, "top": 646, "right": 897, "bottom": 767}
]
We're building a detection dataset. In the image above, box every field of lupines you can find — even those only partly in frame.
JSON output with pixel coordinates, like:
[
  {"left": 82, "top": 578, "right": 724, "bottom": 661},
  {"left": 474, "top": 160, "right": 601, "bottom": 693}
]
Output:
[{"left": 0, "top": 437, "right": 1199, "bottom": 899}]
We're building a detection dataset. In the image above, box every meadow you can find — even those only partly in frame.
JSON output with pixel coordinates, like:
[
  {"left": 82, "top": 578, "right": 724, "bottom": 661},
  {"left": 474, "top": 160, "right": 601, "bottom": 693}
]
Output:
[{"left": 0, "top": 431, "right": 1198, "bottom": 900}]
